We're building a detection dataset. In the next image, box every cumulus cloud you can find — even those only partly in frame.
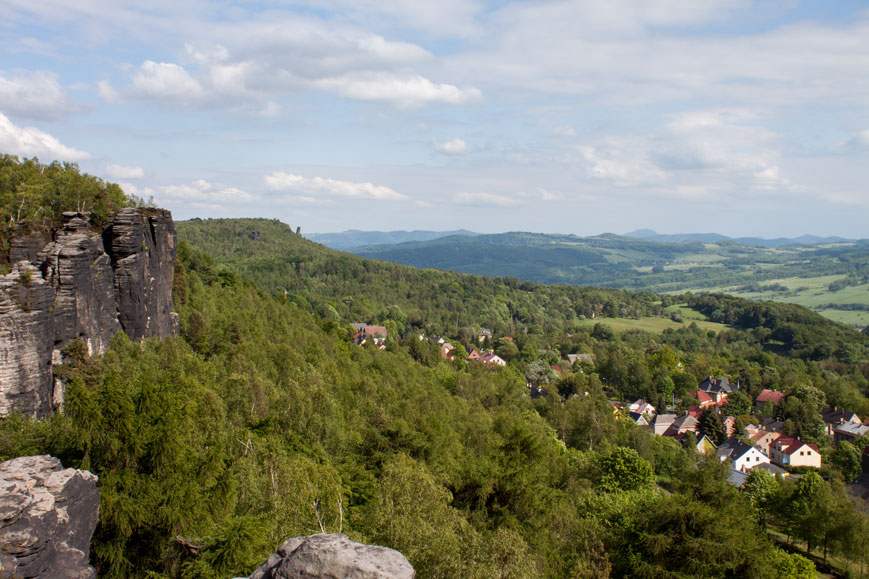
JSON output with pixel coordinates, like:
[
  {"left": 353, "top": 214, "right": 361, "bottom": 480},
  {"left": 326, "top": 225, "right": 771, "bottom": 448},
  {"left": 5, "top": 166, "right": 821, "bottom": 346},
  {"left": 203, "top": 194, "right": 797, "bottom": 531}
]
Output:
[
  {"left": 264, "top": 172, "right": 405, "bottom": 200},
  {"left": 453, "top": 191, "right": 521, "bottom": 206},
  {"left": 315, "top": 73, "right": 482, "bottom": 107},
  {"left": 157, "top": 179, "right": 254, "bottom": 207},
  {"left": 0, "top": 112, "right": 90, "bottom": 160},
  {"left": 105, "top": 163, "right": 144, "bottom": 179},
  {"left": 0, "top": 69, "right": 82, "bottom": 119},
  {"left": 131, "top": 60, "right": 204, "bottom": 101},
  {"left": 435, "top": 137, "right": 469, "bottom": 154}
]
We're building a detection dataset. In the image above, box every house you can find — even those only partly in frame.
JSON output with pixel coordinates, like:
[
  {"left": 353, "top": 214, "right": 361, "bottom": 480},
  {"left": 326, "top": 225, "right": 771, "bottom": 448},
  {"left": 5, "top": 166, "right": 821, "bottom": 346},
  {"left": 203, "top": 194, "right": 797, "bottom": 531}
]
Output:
[
  {"left": 440, "top": 343, "right": 455, "bottom": 360},
  {"left": 467, "top": 349, "right": 482, "bottom": 361},
  {"left": 771, "top": 436, "right": 822, "bottom": 469},
  {"left": 695, "top": 434, "right": 717, "bottom": 454},
  {"left": 629, "top": 412, "right": 649, "bottom": 427},
  {"left": 350, "top": 323, "right": 388, "bottom": 346},
  {"left": 753, "top": 462, "right": 789, "bottom": 477},
  {"left": 478, "top": 352, "right": 506, "bottom": 366},
  {"left": 727, "top": 468, "right": 748, "bottom": 487},
  {"left": 834, "top": 422, "right": 869, "bottom": 443},
  {"left": 697, "top": 376, "right": 737, "bottom": 404},
  {"left": 567, "top": 353, "right": 594, "bottom": 366},
  {"left": 653, "top": 413, "right": 699, "bottom": 439},
  {"left": 717, "top": 438, "right": 771, "bottom": 472},
  {"left": 723, "top": 416, "right": 736, "bottom": 438},
  {"left": 652, "top": 413, "right": 677, "bottom": 436},
  {"left": 629, "top": 399, "right": 657, "bottom": 417},
  {"left": 749, "top": 429, "right": 782, "bottom": 457},
  {"left": 821, "top": 408, "right": 862, "bottom": 437},
  {"left": 688, "top": 389, "right": 716, "bottom": 409},
  {"left": 762, "top": 418, "right": 785, "bottom": 433},
  {"left": 755, "top": 389, "right": 786, "bottom": 411}
]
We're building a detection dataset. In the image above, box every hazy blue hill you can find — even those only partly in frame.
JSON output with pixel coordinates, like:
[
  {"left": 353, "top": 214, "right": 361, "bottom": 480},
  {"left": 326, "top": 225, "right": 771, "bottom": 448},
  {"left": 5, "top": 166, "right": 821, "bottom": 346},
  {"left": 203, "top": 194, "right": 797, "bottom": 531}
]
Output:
[
  {"left": 307, "top": 228, "right": 479, "bottom": 249},
  {"left": 624, "top": 229, "right": 730, "bottom": 244},
  {"left": 625, "top": 228, "right": 852, "bottom": 248}
]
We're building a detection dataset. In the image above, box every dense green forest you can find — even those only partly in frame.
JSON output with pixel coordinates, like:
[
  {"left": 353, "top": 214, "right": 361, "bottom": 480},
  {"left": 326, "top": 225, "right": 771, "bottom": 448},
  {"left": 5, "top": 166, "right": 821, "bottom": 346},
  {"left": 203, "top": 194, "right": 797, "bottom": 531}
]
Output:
[{"left": 3, "top": 158, "right": 869, "bottom": 577}]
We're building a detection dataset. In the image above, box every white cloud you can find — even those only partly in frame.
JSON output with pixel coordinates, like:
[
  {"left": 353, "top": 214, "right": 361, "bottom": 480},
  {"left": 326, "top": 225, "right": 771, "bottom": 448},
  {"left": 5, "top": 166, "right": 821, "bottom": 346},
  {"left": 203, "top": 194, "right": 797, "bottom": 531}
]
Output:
[
  {"left": 131, "top": 60, "right": 204, "bottom": 101},
  {"left": 315, "top": 73, "right": 482, "bottom": 107},
  {"left": 0, "top": 69, "right": 81, "bottom": 119},
  {"left": 453, "top": 191, "right": 521, "bottom": 206},
  {"left": 158, "top": 180, "right": 254, "bottom": 204},
  {"left": 435, "top": 137, "right": 469, "bottom": 155},
  {"left": 264, "top": 172, "right": 406, "bottom": 200},
  {"left": 105, "top": 163, "right": 144, "bottom": 179},
  {"left": 96, "top": 80, "right": 120, "bottom": 103},
  {"left": 0, "top": 112, "right": 90, "bottom": 160}
]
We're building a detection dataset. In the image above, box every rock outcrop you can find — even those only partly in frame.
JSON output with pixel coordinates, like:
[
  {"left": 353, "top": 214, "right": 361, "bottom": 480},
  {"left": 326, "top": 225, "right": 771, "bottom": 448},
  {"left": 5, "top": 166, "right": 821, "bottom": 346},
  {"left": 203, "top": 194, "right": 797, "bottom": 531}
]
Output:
[
  {"left": 248, "top": 534, "right": 415, "bottom": 579},
  {"left": 0, "top": 455, "right": 99, "bottom": 579},
  {"left": 0, "top": 208, "right": 177, "bottom": 417}
]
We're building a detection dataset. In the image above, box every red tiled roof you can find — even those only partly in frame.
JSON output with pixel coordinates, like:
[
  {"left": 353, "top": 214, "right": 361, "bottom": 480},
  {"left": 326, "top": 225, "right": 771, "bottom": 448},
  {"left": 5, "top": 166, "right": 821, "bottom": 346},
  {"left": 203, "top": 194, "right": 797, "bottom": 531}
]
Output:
[
  {"left": 690, "top": 390, "right": 713, "bottom": 404},
  {"left": 756, "top": 389, "right": 785, "bottom": 404}
]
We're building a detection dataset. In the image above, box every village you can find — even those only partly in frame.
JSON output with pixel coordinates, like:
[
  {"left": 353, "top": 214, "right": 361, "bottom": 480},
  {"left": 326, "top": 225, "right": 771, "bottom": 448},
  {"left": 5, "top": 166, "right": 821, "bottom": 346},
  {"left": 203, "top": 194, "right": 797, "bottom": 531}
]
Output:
[{"left": 349, "top": 322, "right": 869, "bottom": 493}]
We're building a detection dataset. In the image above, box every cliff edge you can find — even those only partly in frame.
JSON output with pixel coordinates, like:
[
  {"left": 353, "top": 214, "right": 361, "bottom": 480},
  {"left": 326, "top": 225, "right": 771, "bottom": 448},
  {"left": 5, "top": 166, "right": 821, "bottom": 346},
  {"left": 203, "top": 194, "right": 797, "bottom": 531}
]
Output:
[{"left": 0, "top": 208, "right": 177, "bottom": 417}]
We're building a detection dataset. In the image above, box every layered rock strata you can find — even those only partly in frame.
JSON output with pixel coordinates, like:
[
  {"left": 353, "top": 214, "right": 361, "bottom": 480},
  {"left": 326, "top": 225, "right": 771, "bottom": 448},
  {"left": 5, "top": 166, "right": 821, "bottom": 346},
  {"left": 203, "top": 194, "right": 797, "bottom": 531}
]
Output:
[
  {"left": 248, "top": 534, "right": 415, "bottom": 579},
  {"left": 0, "top": 209, "right": 177, "bottom": 417},
  {"left": 0, "top": 455, "right": 100, "bottom": 579}
]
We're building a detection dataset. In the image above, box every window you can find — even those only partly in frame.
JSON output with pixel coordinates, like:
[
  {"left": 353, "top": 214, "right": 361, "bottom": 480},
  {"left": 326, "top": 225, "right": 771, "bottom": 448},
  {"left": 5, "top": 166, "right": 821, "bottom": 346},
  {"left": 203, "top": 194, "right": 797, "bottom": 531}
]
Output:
[{"left": 800, "top": 451, "right": 804, "bottom": 456}]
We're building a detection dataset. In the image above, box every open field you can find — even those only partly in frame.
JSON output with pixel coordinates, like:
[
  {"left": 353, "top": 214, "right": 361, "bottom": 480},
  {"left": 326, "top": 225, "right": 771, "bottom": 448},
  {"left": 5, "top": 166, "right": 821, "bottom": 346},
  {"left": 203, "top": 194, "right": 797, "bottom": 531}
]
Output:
[
  {"left": 681, "top": 274, "right": 869, "bottom": 327},
  {"left": 576, "top": 315, "right": 728, "bottom": 334}
]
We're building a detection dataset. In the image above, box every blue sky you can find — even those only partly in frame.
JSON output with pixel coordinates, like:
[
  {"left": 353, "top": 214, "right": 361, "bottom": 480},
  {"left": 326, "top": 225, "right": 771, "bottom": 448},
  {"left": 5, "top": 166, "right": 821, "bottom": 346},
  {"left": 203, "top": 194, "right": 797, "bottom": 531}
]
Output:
[{"left": 1, "top": 0, "right": 868, "bottom": 237}]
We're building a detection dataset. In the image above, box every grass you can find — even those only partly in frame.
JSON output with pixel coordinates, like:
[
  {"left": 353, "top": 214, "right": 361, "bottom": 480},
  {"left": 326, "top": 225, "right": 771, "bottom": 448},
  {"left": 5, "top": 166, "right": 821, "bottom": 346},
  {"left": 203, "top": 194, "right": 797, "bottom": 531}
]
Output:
[
  {"left": 576, "top": 315, "right": 728, "bottom": 334},
  {"left": 680, "top": 274, "right": 869, "bottom": 328}
]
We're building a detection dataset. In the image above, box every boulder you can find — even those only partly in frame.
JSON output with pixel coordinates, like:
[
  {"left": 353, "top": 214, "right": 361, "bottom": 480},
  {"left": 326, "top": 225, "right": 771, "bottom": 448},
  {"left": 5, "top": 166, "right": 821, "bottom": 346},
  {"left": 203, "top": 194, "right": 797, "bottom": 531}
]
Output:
[
  {"left": 248, "top": 534, "right": 415, "bottom": 579},
  {"left": 0, "top": 455, "right": 99, "bottom": 579}
]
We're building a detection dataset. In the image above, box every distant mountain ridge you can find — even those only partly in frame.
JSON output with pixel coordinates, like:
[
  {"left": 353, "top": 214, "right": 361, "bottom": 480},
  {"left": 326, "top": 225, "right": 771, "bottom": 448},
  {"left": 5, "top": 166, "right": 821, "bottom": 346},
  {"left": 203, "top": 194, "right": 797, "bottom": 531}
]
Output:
[
  {"left": 623, "top": 229, "right": 851, "bottom": 248},
  {"left": 308, "top": 229, "right": 479, "bottom": 250}
]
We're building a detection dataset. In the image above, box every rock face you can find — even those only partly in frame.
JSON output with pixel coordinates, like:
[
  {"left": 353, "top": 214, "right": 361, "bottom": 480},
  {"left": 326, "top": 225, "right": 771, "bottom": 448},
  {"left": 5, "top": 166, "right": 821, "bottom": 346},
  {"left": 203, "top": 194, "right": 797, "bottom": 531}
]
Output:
[
  {"left": 0, "top": 209, "right": 178, "bottom": 417},
  {"left": 0, "top": 455, "right": 100, "bottom": 579},
  {"left": 248, "top": 534, "right": 415, "bottom": 579}
]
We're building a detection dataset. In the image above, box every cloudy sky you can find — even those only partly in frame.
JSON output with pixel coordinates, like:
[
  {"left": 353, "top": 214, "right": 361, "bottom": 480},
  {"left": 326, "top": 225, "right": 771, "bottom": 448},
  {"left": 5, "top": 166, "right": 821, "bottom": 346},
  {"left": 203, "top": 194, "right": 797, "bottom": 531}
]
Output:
[{"left": 2, "top": 1, "right": 868, "bottom": 237}]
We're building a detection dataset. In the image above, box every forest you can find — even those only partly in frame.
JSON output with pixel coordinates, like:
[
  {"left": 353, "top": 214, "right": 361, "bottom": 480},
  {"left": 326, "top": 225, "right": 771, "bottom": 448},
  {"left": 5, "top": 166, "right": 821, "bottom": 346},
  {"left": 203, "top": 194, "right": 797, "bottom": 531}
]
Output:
[{"left": 2, "top": 157, "right": 869, "bottom": 577}]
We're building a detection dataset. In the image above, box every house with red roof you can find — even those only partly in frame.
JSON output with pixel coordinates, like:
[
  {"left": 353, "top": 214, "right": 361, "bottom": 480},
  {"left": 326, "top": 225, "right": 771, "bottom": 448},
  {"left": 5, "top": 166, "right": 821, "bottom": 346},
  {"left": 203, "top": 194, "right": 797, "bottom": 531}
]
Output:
[
  {"left": 771, "top": 436, "right": 822, "bottom": 469},
  {"left": 688, "top": 389, "right": 715, "bottom": 409},
  {"left": 755, "top": 389, "right": 786, "bottom": 411}
]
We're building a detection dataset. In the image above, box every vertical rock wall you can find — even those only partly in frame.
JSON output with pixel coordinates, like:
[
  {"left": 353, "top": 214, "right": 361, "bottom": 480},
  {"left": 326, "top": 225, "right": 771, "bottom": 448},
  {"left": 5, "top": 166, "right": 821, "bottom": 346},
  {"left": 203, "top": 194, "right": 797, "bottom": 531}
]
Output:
[{"left": 0, "top": 209, "right": 177, "bottom": 417}]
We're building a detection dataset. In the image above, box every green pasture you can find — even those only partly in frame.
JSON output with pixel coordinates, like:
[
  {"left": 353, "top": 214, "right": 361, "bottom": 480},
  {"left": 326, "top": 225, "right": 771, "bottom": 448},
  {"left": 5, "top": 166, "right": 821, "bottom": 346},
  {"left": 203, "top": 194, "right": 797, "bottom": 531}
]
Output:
[
  {"left": 682, "top": 274, "right": 869, "bottom": 327},
  {"left": 577, "top": 315, "right": 728, "bottom": 334}
]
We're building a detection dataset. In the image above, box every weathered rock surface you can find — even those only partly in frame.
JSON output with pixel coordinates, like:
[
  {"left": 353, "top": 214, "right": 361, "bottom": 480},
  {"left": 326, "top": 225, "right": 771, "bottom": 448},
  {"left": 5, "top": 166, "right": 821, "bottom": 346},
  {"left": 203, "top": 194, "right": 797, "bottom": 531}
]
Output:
[
  {"left": 0, "top": 455, "right": 99, "bottom": 579},
  {"left": 248, "top": 534, "right": 415, "bottom": 579},
  {"left": 0, "top": 209, "right": 177, "bottom": 417}
]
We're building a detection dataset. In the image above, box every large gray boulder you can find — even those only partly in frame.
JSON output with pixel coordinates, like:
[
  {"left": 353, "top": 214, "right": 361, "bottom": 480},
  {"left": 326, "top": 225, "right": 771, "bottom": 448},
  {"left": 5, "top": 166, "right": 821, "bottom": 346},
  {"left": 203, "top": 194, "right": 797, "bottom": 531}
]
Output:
[
  {"left": 249, "top": 534, "right": 415, "bottom": 579},
  {"left": 0, "top": 208, "right": 177, "bottom": 417},
  {"left": 0, "top": 455, "right": 100, "bottom": 579}
]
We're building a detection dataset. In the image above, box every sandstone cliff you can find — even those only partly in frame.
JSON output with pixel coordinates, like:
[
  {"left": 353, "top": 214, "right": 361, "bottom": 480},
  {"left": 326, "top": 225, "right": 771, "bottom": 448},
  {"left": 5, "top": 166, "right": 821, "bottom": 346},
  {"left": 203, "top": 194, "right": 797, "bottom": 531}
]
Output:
[
  {"left": 0, "top": 208, "right": 177, "bottom": 417},
  {"left": 0, "top": 455, "right": 100, "bottom": 579}
]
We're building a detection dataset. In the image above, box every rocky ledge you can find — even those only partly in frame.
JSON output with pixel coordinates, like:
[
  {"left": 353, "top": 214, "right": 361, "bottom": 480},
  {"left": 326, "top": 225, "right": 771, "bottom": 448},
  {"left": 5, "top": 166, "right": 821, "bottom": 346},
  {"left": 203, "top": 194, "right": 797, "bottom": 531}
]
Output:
[
  {"left": 249, "top": 534, "right": 415, "bottom": 579},
  {"left": 0, "top": 455, "right": 100, "bottom": 579},
  {"left": 0, "top": 208, "right": 177, "bottom": 417}
]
